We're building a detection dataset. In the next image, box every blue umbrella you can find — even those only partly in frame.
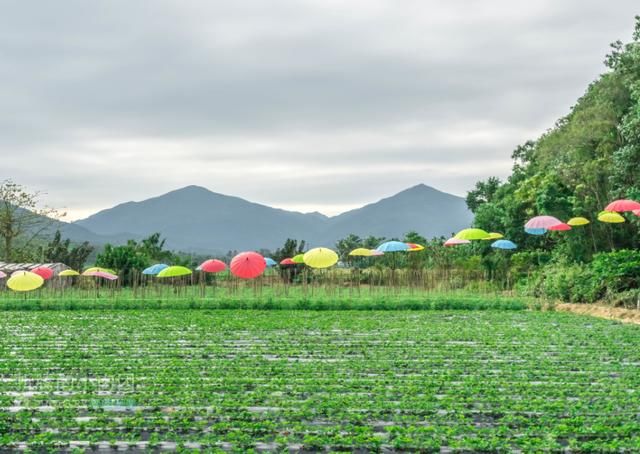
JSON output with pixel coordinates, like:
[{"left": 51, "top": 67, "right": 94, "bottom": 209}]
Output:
[
  {"left": 376, "top": 241, "right": 410, "bottom": 253},
  {"left": 264, "top": 257, "right": 277, "bottom": 267},
  {"left": 491, "top": 240, "right": 517, "bottom": 250},
  {"left": 142, "top": 263, "right": 169, "bottom": 275},
  {"left": 525, "top": 227, "right": 546, "bottom": 235}
]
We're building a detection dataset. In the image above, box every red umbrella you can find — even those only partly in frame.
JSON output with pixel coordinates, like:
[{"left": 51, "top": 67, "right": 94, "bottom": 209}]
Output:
[
  {"left": 200, "top": 259, "right": 227, "bottom": 273},
  {"left": 280, "top": 258, "right": 296, "bottom": 265},
  {"left": 230, "top": 252, "right": 266, "bottom": 279},
  {"left": 605, "top": 199, "right": 640, "bottom": 212},
  {"left": 547, "top": 223, "right": 571, "bottom": 231},
  {"left": 32, "top": 266, "right": 54, "bottom": 280}
]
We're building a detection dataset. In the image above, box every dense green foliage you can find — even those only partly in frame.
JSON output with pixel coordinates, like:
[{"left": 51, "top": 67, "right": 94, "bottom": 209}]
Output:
[
  {"left": 39, "top": 230, "right": 94, "bottom": 270},
  {"left": 1, "top": 309, "right": 640, "bottom": 451}
]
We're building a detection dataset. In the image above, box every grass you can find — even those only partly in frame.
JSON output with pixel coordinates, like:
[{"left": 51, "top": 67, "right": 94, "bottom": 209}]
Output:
[{"left": 0, "top": 307, "right": 639, "bottom": 451}]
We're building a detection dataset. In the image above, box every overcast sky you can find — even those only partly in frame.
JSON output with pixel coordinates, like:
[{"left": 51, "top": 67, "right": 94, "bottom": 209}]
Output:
[{"left": 2, "top": 1, "right": 638, "bottom": 220}]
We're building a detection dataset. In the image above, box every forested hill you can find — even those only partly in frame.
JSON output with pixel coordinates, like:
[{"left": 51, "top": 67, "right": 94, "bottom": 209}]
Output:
[{"left": 467, "top": 16, "right": 640, "bottom": 261}]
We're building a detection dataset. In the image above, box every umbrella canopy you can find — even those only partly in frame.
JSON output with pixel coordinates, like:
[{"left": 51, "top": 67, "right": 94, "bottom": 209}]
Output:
[
  {"left": 548, "top": 223, "right": 572, "bottom": 231},
  {"left": 303, "top": 248, "right": 339, "bottom": 269},
  {"left": 84, "top": 271, "right": 118, "bottom": 280},
  {"left": 280, "top": 258, "right": 296, "bottom": 265},
  {"left": 31, "top": 266, "right": 54, "bottom": 280},
  {"left": 292, "top": 254, "right": 305, "bottom": 264},
  {"left": 157, "top": 266, "right": 192, "bottom": 278},
  {"left": 454, "top": 228, "right": 490, "bottom": 241},
  {"left": 605, "top": 199, "right": 640, "bottom": 212},
  {"left": 84, "top": 267, "right": 116, "bottom": 275},
  {"left": 142, "top": 263, "right": 169, "bottom": 275},
  {"left": 491, "top": 240, "right": 518, "bottom": 250},
  {"left": 264, "top": 257, "right": 277, "bottom": 267},
  {"left": 406, "top": 243, "right": 425, "bottom": 251},
  {"left": 444, "top": 237, "right": 471, "bottom": 247},
  {"left": 369, "top": 249, "right": 384, "bottom": 256},
  {"left": 7, "top": 271, "right": 44, "bottom": 292},
  {"left": 567, "top": 217, "right": 590, "bottom": 226},
  {"left": 58, "top": 269, "right": 80, "bottom": 277},
  {"left": 199, "top": 259, "right": 227, "bottom": 273},
  {"left": 598, "top": 211, "right": 625, "bottom": 223},
  {"left": 525, "top": 215, "right": 563, "bottom": 230},
  {"left": 231, "top": 252, "right": 266, "bottom": 279},
  {"left": 525, "top": 227, "right": 547, "bottom": 235},
  {"left": 376, "top": 241, "right": 410, "bottom": 252},
  {"left": 0, "top": 271, "right": 6, "bottom": 279},
  {"left": 482, "top": 232, "right": 504, "bottom": 240},
  {"left": 349, "top": 248, "right": 374, "bottom": 257}
]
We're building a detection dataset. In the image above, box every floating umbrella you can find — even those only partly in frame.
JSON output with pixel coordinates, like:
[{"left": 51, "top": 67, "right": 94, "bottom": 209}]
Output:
[
  {"left": 444, "top": 238, "right": 470, "bottom": 247},
  {"left": 264, "top": 257, "right": 277, "bottom": 267},
  {"left": 58, "top": 270, "right": 80, "bottom": 277},
  {"left": 0, "top": 271, "right": 6, "bottom": 279},
  {"left": 482, "top": 232, "right": 504, "bottom": 240},
  {"left": 7, "top": 271, "right": 44, "bottom": 292},
  {"left": 548, "top": 223, "right": 572, "bottom": 231},
  {"left": 230, "top": 252, "right": 266, "bottom": 279},
  {"left": 369, "top": 250, "right": 384, "bottom": 256},
  {"left": 142, "top": 263, "right": 169, "bottom": 275},
  {"left": 376, "top": 241, "right": 410, "bottom": 252},
  {"left": 491, "top": 240, "right": 518, "bottom": 250},
  {"left": 280, "top": 258, "right": 296, "bottom": 266},
  {"left": 567, "top": 217, "right": 590, "bottom": 226},
  {"left": 406, "top": 243, "right": 425, "bottom": 251},
  {"left": 292, "top": 253, "right": 305, "bottom": 264},
  {"left": 525, "top": 215, "right": 563, "bottom": 230},
  {"left": 84, "top": 271, "right": 118, "bottom": 280},
  {"left": 605, "top": 199, "right": 640, "bottom": 212},
  {"left": 525, "top": 227, "right": 546, "bottom": 235},
  {"left": 349, "top": 248, "right": 374, "bottom": 257},
  {"left": 598, "top": 211, "right": 625, "bottom": 223},
  {"left": 199, "top": 259, "right": 227, "bottom": 273},
  {"left": 31, "top": 266, "right": 54, "bottom": 280},
  {"left": 303, "top": 248, "right": 339, "bottom": 269},
  {"left": 157, "top": 266, "right": 192, "bottom": 278},
  {"left": 454, "top": 228, "right": 490, "bottom": 241}
]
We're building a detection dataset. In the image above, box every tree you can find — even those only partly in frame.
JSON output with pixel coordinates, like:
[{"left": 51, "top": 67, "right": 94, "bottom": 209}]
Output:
[
  {"left": 335, "top": 234, "right": 362, "bottom": 261},
  {"left": 0, "top": 180, "right": 64, "bottom": 261},
  {"left": 95, "top": 241, "right": 149, "bottom": 278},
  {"left": 465, "top": 177, "right": 502, "bottom": 213},
  {"left": 41, "top": 230, "right": 94, "bottom": 270}
]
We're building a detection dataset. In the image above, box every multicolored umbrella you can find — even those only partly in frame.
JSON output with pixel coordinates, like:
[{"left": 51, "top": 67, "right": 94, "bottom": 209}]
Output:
[
  {"left": 230, "top": 252, "right": 266, "bottom": 279},
  {"left": 482, "top": 232, "right": 504, "bottom": 240},
  {"left": 31, "top": 266, "right": 54, "bottom": 280},
  {"left": 157, "top": 266, "right": 192, "bottom": 278},
  {"left": 376, "top": 241, "right": 410, "bottom": 252},
  {"left": 142, "top": 263, "right": 169, "bottom": 275},
  {"left": 548, "top": 223, "right": 572, "bottom": 231},
  {"left": 525, "top": 215, "right": 563, "bottom": 230},
  {"left": 7, "top": 271, "right": 44, "bottom": 292},
  {"left": 444, "top": 237, "right": 471, "bottom": 247},
  {"left": 280, "top": 258, "right": 296, "bottom": 266},
  {"left": 567, "top": 217, "right": 590, "bottom": 226},
  {"left": 58, "top": 269, "right": 80, "bottom": 277},
  {"left": 598, "top": 211, "right": 625, "bottom": 223},
  {"left": 264, "top": 258, "right": 277, "bottom": 267},
  {"left": 84, "top": 271, "right": 118, "bottom": 280},
  {"left": 525, "top": 227, "right": 546, "bottom": 235},
  {"left": 349, "top": 248, "right": 374, "bottom": 257},
  {"left": 406, "top": 243, "right": 425, "bottom": 251},
  {"left": 605, "top": 199, "right": 640, "bottom": 212},
  {"left": 491, "top": 239, "right": 517, "bottom": 250},
  {"left": 292, "top": 254, "right": 305, "bottom": 264},
  {"left": 303, "top": 248, "right": 339, "bottom": 269},
  {"left": 199, "top": 259, "right": 227, "bottom": 273},
  {"left": 454, "top": 228, "right": 490, "bottom": 240}
]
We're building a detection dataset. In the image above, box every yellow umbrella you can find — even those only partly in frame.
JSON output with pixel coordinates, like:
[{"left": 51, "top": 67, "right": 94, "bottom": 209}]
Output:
[
  {"left": 454, "top": 228, "right": 490, "bottom": 240},
  {"left": 83, "top": 267, "right": 116, "bottom": 275},
  {"left": 7, "top": 271, "right": 44, "bottom": 292},
  {"left": 482, "top": 232, "right": 504, "bottom": 240},
  {"left": 597, "top": 211, "right": 625, "bottom": 223},
  {"left": 349, "top": 248, "right": 374, "bottom": 257},
  {"left": 303, "top": 247, "right": 339, "bottom": 269},
  {"left": 59, "top": 269, "right": 80, "bottom": 276},
  {"left": 157, "top": 266, "right": 192, "bottom": 278},
  {"left": 567, "top": 217, "right": 590, "bottom": 226}
]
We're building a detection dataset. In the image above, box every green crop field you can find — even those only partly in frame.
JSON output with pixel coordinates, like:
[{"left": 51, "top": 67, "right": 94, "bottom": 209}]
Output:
[{"left": 1, "top": 308, "right": 640, "bottom": 452}]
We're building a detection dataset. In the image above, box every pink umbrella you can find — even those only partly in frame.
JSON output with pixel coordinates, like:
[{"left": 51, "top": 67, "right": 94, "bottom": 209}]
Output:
[
  {"left": 634, "top": 209, "right": 640, "bottom": 216},
  {"left": 0, "top": 271, "right": 6, "bottom": 279},
  {"left": 524, "top": 215, "right": 563, "bottom": 230},
  {"left": 31, "top": 266, "right": 54, "bottom": 280},
  {"left": 547, "top": 223, "right": 572, "bottom": 231},
  {"left": 230, "top": 252, "right": 266, "bottom": 279},
  {"left": 280, "top": 258, "right": 296, "bottom": 265},
  {"left": 444, "top": 238, "right": 471, "bottom": 247},
  {"left": 84, "top": 271, "right": 118, "bottom": 280},
  {"left": 605, "top": 199, "right": 640, "bottom": 212},
  {"left": 199, "top": 259, "right": 227, "bottom": 273}
]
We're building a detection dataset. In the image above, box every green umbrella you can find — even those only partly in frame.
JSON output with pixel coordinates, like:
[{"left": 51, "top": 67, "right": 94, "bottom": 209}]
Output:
[
  {"left": 157, "top": 266, "right": 193, "bottom": 278},
  {"left": 292, "top": 253, "right": 305, "bottom": 264},
  {"left": 454, "top": 228, "right": 490, "bottom": 240}
]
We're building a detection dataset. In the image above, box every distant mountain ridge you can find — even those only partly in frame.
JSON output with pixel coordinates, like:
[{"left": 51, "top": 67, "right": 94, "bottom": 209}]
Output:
[{"left": 71, "top": 184, "right": 473, "bottom": 253}]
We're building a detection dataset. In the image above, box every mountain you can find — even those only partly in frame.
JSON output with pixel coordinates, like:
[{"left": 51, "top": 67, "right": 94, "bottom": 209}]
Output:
[{"left": 72, "top": 184, "right": 472, "bottom": 253}]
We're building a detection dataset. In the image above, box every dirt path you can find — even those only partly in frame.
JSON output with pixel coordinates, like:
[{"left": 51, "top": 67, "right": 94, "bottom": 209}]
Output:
[{"left": 556, "top": 303, "right": 640, "bottom": 325}]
